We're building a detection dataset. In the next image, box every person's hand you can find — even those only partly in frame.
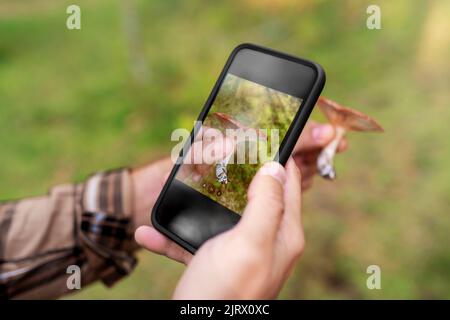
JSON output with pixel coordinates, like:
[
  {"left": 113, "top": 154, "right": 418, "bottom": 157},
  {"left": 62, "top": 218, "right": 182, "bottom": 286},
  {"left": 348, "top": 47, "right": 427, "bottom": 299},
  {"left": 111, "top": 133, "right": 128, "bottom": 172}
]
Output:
[
  {"left": 292, "top": 121, "right": 347, "bottom": 190},
  {"left": 132, "top": 120, "right": 348, "bottom": 264},
  {"left": 139, "top": 159, "right": 304, "bottom": 299}
]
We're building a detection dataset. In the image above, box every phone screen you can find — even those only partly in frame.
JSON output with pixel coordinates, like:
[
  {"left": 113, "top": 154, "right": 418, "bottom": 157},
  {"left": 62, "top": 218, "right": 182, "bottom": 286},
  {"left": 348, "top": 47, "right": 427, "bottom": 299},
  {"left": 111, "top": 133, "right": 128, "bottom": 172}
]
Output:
[{"left": 175, "top": 73, "right": 303, "bottom": 214}]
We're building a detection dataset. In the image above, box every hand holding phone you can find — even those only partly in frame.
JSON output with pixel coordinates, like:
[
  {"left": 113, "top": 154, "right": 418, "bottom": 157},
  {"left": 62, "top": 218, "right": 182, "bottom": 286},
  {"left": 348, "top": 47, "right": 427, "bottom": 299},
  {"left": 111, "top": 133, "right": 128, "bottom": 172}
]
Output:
[{"left": 151, "top": 44, "right": 325, "bottom": 253}]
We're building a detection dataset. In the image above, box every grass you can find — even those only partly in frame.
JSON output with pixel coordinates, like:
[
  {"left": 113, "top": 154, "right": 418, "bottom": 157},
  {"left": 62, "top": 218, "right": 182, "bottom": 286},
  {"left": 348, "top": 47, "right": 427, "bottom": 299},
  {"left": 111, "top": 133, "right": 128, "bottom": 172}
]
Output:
[{"left": 1, "top": 0, "right": 449, "bottom": 299}]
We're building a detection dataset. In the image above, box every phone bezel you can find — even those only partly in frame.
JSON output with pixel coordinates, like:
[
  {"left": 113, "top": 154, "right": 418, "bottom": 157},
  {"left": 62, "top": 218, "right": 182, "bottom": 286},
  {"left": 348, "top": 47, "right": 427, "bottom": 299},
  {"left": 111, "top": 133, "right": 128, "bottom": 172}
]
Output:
[{"left": 151, "top": 43, "right": 326, "bottom": 253}]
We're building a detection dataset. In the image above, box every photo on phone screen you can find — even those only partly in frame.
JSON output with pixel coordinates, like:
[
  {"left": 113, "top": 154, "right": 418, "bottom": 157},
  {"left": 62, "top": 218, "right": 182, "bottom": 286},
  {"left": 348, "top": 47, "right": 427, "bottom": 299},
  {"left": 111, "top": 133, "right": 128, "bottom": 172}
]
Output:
[{"left": 175, "top": 73, "right": 303, "bottom": 214}]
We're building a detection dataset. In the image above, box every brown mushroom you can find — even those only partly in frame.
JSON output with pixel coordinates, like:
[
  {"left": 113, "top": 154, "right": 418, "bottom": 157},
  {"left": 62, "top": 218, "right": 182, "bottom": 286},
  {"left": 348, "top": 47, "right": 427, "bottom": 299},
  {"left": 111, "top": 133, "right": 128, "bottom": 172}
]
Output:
[
  {"left": 211, "top": 112, "right": 267, "bottom": 184},
  {"left": 316, "top": 96, "right": 384, "bottom": 180}
]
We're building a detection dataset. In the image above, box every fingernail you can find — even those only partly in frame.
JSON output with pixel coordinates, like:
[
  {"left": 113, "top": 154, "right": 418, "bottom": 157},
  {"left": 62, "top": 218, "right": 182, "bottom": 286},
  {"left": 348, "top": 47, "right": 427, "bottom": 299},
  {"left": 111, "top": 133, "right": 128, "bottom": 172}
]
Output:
[
  {"left": 259, "top": 161, "right": 286, "bottom": 185},
  {"left": 312, "top": 124, "right": 334, "bottom": 142}
]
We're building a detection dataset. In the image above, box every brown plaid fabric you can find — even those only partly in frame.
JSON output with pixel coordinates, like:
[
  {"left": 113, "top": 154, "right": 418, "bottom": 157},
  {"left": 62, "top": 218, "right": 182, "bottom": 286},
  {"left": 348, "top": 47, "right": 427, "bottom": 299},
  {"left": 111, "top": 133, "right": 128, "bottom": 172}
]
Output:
[{"left": 0, "top": 169, "right": 138, "bottom": 299}]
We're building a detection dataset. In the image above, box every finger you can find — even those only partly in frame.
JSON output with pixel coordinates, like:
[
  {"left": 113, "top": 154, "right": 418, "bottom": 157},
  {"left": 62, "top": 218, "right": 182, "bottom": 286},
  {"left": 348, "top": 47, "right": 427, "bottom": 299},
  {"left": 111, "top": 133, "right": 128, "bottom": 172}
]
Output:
[
  {"left": 337, "top": 137, "right": 348, "bottom": 153},
  {"left": 271, "top": 158, "right": 304, "bottom": 279},
  {"left": 162, "top": 172, "right": 170, "bottom": 184},
  {"left": 239, "top": 161, "right": 286, "bottom": 246},
  {"left": 301, "top": 177, "right": 313, "bottom": 191},
  {"left": 183, "top": 140, "right": 203, "bottom": 165},
  {"left": 282, "top": 158, "right": 303, "bottom": 228},
  {"left": 293, "top": 122, "right": 335, "bottom": 153},
  {"left": 185, "top": 127, "right": 223, "bottom": 162},
  {"left": 202, "top": 134, "right": 235, "bottom": 164},
  {"left": 295, "top": 137, "right": 347, "bottom": 159},
  {"left": 188, "top": 134, "right": 234, "bottom": 165},
  {"left": 135, "top": 226, "right": 192, "bottom": 264},
  {"left": 294, "top": 140, "right": 346, "bottom": 171},
  {"left": 301, "top": 164, "right": 317, "bottom": 180},
  {"left": 292, "top": 156, "right": 315, "bottom": 186},
  {"left": 294, "top": 137, "right": 347, "bottom": 167},
  {"left": 189, "top": 134, "right": 235, "bottom": 178},
  {"left": 294, "top": 157, "right": 317, "bottom": 178},
  {"left": 293, "top": 152, "right": 317, "bottom": 167}
]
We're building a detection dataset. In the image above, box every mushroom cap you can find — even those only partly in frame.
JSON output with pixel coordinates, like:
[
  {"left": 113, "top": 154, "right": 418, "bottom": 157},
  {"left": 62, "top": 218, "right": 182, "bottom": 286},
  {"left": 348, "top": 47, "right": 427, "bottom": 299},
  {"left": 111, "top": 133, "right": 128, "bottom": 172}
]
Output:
[
  {"left": 317, "top": 96, "right": 384, "bottom": 132},
  {"left": 211, "top": 112, "right": 267, "bottom": 139}
]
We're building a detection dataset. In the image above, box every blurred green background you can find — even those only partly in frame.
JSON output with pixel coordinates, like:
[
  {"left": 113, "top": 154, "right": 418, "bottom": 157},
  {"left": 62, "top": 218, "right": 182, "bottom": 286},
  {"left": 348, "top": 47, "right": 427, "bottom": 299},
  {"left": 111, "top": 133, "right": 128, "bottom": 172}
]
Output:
[{"left": 1, "top": 0, "right": 449, "bottom": 299}]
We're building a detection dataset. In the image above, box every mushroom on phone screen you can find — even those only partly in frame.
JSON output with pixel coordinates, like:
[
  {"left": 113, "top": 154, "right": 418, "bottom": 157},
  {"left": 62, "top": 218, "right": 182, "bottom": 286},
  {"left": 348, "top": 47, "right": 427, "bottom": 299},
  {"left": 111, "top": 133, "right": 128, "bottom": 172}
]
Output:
[
  {"left": 211, "top": 112, "right": 267, "bottom": 184},
  {"left": 316, "top": 96, "right": 384, "bottom": 180}
]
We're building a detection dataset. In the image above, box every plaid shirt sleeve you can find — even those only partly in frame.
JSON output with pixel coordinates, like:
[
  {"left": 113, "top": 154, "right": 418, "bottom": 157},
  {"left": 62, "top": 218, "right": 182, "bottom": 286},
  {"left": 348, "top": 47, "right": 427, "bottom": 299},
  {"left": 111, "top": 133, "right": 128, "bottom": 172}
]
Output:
[{"left": 0, "top": 168, "right": 139, "bottom": 299}]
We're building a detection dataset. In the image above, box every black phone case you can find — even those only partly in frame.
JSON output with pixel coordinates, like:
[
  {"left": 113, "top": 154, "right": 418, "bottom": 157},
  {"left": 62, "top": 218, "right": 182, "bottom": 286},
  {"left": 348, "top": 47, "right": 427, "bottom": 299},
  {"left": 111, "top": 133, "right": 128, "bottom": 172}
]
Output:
[{"left": 151, "top": 43, "right": 325, "bottom": 253}]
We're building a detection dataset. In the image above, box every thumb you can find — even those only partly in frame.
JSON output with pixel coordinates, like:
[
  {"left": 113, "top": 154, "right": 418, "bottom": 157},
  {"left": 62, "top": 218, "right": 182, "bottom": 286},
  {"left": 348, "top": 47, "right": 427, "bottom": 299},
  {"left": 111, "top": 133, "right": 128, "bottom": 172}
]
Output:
[{"left": 238, "top": 161, "right": 286, "bottom": 246}]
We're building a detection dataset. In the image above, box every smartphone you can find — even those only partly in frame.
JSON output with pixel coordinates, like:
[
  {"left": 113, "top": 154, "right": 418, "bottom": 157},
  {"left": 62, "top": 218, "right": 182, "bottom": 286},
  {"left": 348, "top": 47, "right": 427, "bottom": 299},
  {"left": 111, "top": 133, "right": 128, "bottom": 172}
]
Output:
[{"left": 152, "top": 44, "right": 325, "bottom": 253}]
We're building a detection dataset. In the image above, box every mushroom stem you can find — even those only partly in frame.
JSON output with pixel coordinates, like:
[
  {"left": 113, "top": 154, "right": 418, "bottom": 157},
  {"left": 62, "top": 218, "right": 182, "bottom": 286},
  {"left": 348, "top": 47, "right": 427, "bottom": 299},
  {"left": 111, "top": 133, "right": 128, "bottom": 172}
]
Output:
[
  {"left": 317, "top": 126, "right": 346, "bottom": 180},
  {"left": 215, "top": 144, "right": 235, "bottom": 184}
]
